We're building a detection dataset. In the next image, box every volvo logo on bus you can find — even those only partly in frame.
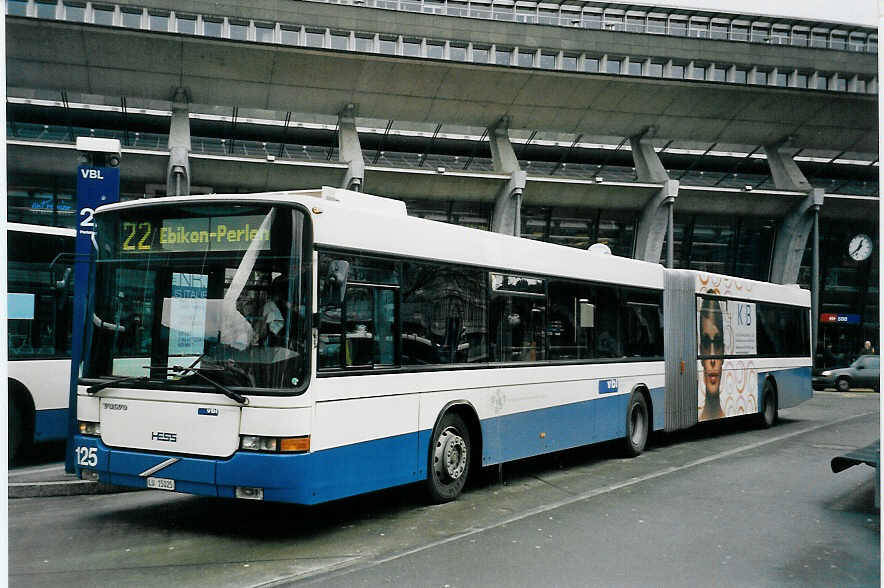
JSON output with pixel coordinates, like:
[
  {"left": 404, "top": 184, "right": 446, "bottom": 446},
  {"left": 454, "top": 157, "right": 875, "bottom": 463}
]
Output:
[{"left": 151, "top": 431, "right": 178, "bottom": 443}]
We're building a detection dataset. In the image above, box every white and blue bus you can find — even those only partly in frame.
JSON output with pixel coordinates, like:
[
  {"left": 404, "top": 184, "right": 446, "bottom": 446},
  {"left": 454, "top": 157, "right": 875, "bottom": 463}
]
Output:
[
  {"left": 8, "top": 222, "right": 76, "bottom": 463},
  {"left": 73, "top": 188, "right": 811, "bottom": 503}
]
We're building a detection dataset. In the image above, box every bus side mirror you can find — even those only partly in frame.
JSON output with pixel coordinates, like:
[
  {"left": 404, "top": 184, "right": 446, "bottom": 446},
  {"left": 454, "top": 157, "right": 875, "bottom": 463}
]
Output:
[{"left": 327, "top": 260, "right": 350, "bottom": 304}]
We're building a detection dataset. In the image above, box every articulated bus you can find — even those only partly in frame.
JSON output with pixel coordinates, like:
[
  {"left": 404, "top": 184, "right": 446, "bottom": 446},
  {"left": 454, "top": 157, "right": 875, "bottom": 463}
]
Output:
[
  {"left": 8, "top": 223, "right": 76, "bottom": 462},
  {"left": 73, "top": 188, "right": 811, "bottom": 503}
]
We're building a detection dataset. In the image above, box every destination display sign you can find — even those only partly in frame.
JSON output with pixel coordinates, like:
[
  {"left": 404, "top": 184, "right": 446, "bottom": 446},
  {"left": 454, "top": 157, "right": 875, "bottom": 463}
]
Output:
[{"left": 119, "top": 215, "right": 271, "bottom": 253}]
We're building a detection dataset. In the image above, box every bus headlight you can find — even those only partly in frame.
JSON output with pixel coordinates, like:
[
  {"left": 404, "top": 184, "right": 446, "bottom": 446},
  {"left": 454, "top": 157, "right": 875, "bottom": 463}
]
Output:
[
  {"left": 78, "top": 421, "right": 101, "bottom": 436},
  {"left": 240, "top": 436, "right": 277, "bottom": 451},
  {"left": 240, "top": 435, "right": 310, "bottom": 453}
]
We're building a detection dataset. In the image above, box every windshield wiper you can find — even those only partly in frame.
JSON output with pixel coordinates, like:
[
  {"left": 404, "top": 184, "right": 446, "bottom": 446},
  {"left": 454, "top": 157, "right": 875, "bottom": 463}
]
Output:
[
  {"left": 86, "top": 375, "right": 150, "bottom": 394},
  {"left": 167, "top": 365, "right": 250, "bottom": 406}
]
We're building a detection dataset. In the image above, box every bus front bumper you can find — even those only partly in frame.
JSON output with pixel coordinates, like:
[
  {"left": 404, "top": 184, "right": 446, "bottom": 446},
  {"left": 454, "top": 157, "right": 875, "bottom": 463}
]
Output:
[{"left": 73, "top": 434, "right": 319, "bottom": 504}]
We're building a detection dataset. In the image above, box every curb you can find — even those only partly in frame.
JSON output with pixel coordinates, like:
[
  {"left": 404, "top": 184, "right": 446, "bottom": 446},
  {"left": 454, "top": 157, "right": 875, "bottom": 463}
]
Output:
[{"left": 9, "top": 480, "right": 143, "bottom": 499}]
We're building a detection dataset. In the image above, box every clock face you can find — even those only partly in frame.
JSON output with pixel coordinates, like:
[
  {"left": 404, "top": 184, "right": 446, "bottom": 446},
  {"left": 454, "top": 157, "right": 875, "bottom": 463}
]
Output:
[{"left": 848, "top": 234, "right": 873, "bottom": 261}]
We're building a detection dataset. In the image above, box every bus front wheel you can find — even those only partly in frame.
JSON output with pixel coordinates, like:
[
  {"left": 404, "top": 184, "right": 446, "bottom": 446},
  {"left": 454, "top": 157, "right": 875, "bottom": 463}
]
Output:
[
  {"left": 426, "top": 412, "right": 471, "bottom": 503},
  {"left": 624, "top": 392, "right": 649, "bottom": 457}
]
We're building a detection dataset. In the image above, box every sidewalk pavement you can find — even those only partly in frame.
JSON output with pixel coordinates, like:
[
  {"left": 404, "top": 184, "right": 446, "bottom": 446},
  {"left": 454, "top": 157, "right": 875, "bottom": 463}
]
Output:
[{"left": 8, "top": 463, "right": 139, "bottom": 498}]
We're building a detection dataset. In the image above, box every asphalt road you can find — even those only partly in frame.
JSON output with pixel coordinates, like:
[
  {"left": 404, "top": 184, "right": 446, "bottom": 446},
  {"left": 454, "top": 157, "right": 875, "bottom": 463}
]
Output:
[{"left": 9, "top": 391, "right": 879, "bottom": 588}]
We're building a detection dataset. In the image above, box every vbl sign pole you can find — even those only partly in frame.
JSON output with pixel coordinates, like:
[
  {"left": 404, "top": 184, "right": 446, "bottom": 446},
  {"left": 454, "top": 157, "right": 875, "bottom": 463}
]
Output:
[{"left": 65, "top": 138, "right": 121, "bottom": 473}]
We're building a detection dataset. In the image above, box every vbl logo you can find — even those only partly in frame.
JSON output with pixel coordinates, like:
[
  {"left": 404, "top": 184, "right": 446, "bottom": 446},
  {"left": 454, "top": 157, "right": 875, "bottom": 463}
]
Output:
[{"left": 80, "top": 168, "right": 104, "bottom": 179}]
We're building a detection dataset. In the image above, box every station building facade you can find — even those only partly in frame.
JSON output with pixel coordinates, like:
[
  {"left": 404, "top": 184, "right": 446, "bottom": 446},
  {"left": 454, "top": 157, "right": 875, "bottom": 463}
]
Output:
[{"left": 5, "top": 0, "right": 879, "bottom": 365}]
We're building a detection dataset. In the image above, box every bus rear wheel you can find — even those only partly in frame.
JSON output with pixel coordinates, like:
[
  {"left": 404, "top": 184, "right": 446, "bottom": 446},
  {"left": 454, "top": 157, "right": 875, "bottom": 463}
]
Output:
[
  {"left": 426, "top": 412, "right": 471, "bottom": 503},
  {"left": 624, "top": 392, "right": 649, "bottom": 457},
  {"left": 758, "top": 382, "right": 777, "bottom": 428}
]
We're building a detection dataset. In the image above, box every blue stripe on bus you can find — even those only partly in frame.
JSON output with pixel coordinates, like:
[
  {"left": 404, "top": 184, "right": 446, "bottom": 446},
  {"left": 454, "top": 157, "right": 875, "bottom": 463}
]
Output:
[
  {"left": 480, "top": 395, "right": 625, "bottom": 464},
  {"left": 759, "top": 366, "right": 812, "bottom": 409},
  {"left": 650, "top": 386, "right": 664, "bottom": 431},
  {"left": 74, "top": 387, "right": 665, "bottom": 505},
  {"left": 33, "top": 408, "right": 68, "bottom": 442}
]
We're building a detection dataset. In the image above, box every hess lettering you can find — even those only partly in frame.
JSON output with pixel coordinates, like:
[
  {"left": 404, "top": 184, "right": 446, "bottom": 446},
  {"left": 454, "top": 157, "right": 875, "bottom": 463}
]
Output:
[{"left": 151, "top": 431, "right": 178, "bottom": 443}]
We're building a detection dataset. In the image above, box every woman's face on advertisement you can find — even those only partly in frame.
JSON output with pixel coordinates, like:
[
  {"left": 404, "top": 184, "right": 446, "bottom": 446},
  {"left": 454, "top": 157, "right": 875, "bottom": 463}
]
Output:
[{"left": 701, "top": 313, "right": 723, "bottom": 396}]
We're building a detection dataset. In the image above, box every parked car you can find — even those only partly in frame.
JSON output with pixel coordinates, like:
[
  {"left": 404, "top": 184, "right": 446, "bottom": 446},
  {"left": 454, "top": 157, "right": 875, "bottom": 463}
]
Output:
[{"left": 813, "top": 354, "right": 879, "bottom": 392}]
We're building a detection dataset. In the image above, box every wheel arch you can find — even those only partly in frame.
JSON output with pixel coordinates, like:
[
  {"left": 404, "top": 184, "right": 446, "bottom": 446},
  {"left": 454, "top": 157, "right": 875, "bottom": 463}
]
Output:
[
  {"left": 431, "top": 400, "right": 483, "bottom": 474},
  {"left": 8, "top": 378, "right": 36, "bottom": 425},
  {"left": 763, "top": 374, "right": 779, "bottom": 409},
  {"left": 630, "top": 383, "right": 653, "bottom": 434},
  {"left": 8, "top": 378, "right": 36, "bottom": 457},
  {"left": 835, "top": 374, "right": 852, "bottom": 386}
]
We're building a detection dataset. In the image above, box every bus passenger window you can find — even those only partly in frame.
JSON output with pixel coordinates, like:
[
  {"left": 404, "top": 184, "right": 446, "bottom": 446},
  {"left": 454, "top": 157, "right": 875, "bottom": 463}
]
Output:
[
  {"left": 547, "top": 280, "right": 593, "bottom": 360},
  {"left": 343, "top": 286, "right": 397, "bottom": 367},
  {"left": 621, "top": 290, "right": 664, "bottom": 358},
  {"left": 318, "top": 270, "right": 344, "bottom": 369},
  {"left": 319, "top": 253, "right": 399, "bottom": 369},
  {"left": 401, "top": 262, "right": 487, "bottom": 366},
  {"left": 592, "top": 285, "right": 622, "bottom": 359},
  {"left": 490, "top": 273, "right": 546, "bottom": 363}
]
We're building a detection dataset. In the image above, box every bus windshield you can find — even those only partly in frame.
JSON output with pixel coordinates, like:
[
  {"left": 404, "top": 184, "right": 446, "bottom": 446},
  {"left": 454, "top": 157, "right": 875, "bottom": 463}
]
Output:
[{"left": 84, "top": 203, "right": 310, "bottom": 394}]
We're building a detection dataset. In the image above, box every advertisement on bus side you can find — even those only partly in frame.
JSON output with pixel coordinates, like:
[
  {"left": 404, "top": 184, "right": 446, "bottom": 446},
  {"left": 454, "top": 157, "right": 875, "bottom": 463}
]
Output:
[{"left": 696, "top": 293, "right": 759, "bottom": 422}]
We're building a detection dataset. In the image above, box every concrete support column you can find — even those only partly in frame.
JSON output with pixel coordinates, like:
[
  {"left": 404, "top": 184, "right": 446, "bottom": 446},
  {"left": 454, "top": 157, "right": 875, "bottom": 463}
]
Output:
[
  {"left": 630, "top": 131, "right": 678, "bottom": 264},
  {"left": 488, "top": 116, "right": 526, "bottom": 236},
  {"left": 769, "top": 187, "right": 825, "bottom": 284},
  {"left": 629, "top": 132, "right": 669, "bottom": 183},
  {"left": 166, "top": 89, "right": 191, "bottom": 197},
  {"left": 338, "top": 103, "right": 365, "bottom": 192},
  {"left": 764, "top": 143, "right": 811, "bottom": 192},
  {"left": 634, "top": 179, "right": 679, "bottom": 263},
  {"left": 765, "top": 142, "right": 825, "bottom": 285}
]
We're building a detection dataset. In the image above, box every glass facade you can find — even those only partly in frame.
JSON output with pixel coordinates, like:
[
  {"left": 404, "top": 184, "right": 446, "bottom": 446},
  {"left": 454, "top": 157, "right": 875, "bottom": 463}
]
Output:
[
  {"left": 8, "top": 188, "right": 77, "bottom": 228},
  {"left": 797, "top": 219, "right": 879, "bottom": 367}
]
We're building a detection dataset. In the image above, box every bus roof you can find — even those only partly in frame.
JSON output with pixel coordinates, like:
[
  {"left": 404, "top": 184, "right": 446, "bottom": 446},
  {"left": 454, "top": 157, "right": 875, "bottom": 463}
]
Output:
[
  {"left": 9, "top": 222, "right": 76, "bottom": 238},
  {"left": 95, "top": 187, "right": 803, "bottom": 303},
  {"left": 95, "top": 188, "right": 666, "bottom": 290},
  {"left": 313, "top": 190, "right": 666, "bottom": 290},
  {"left": 688, "top": 269, "right": 811, "bottom": 307}
]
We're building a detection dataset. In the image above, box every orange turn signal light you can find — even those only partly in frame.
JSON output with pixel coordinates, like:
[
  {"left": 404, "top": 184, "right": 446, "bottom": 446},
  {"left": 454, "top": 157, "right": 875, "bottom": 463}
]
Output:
[{"left": 279, "top": 436, "right": 310, "bottom": 453}]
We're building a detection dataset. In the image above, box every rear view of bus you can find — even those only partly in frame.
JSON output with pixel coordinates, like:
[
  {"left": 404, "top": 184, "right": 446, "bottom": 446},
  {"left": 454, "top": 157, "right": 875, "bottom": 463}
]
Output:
[{"left": 75, "top": 200, "right": 314, "bottom": 501}]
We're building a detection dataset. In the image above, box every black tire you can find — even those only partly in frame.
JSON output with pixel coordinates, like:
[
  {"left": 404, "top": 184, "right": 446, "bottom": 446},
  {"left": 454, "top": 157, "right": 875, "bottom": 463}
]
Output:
[
  {"left": 624, "top": 392, "right": 649, "bottom": 457},
  {"left": 758, "top": 382, "right": 777, "bottom": 428},
  {"left": 836, "top": 377, "right": 851, "bottom": 392},
  {"left": 426, "top": 412, "right": 471, "bottom": 503},
  {"left": 9, "top": 393, "right": 26, "bottom": 465}
]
